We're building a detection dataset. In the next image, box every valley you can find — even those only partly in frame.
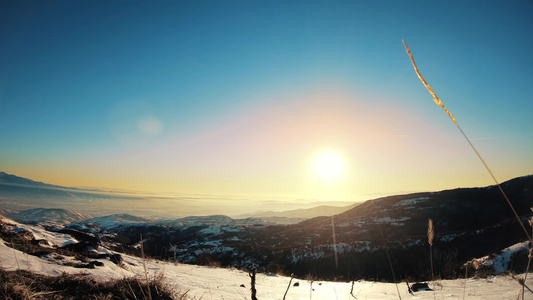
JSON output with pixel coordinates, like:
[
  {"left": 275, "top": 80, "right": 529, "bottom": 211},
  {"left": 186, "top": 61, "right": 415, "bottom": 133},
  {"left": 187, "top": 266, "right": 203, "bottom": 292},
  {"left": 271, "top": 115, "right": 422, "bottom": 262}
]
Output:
[{"left": 2, "top": 173, "right": 532, "bottom": 283}]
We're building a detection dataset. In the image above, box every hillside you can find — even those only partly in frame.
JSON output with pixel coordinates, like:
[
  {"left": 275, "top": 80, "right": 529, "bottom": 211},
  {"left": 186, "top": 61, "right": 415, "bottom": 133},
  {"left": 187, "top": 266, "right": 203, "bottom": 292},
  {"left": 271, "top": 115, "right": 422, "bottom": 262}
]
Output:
[
  {"left": 241, "top": 203, "right": 360, "bottom": 224},
  {"left": 1, "top": 174, "right": 532, "bottom": 282},
  {"left": 92, "top": 175, "right": 532, "bottom": 281},
  {"left": 0, "top": 213, "right": 530, "bottom": 299},
  {"left": 0, "top": 171, "right": 59, "bottom": 188},
  {"left": 5, "top": 208, "right": 90, "bottom": 226}
]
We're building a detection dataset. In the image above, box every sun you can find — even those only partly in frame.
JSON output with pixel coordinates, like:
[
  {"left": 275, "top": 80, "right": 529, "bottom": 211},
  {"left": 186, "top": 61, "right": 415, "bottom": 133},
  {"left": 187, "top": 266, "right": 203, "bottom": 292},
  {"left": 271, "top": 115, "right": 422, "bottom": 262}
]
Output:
[{"left": 313, "top": 151, "right": 345, "bottom": 181}]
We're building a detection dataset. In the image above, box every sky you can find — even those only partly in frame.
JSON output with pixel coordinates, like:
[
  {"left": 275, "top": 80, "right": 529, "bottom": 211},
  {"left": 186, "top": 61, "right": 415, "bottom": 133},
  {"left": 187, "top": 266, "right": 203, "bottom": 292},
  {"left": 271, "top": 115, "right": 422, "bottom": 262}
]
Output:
[{"left": 1, "top": 0, "right": 532, "bottom": 204}]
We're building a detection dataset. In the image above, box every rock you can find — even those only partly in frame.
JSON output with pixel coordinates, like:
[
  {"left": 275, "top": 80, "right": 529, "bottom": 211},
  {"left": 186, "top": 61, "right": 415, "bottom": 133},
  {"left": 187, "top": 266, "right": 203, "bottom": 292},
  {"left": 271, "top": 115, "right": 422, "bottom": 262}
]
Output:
[
  {"left": 56, "top": 229, "right": 100, "bottom": 246},
  {"left": 109, "top": 253, "right": 123, "bottom": 265},
  {"left": 411, "top": 282, "right": 432, "bottom": 292},
  {"left": 90, "top": 260, "right": 104, "bottom": 267}
]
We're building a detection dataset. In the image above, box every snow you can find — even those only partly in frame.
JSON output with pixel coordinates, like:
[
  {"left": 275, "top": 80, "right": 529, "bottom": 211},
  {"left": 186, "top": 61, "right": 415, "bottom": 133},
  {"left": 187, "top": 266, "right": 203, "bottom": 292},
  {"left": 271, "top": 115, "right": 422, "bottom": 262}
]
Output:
[
  {"left": 8, "top": 208, "right": 90, "bottom": 227},
  {"left": 1, "top": 215, "right": 77, "bottom": 247},
  {"left": 157, "top": 215, "right": 270, "bottom": 227},
  {"left": 1, "top": 215, "right": 531, "bottom": 299},
  {"left": 199, "top": 225, "right": 222, "bottom": 235},
  {"left": 83, "top": 214, "right": 150, "bottom": 230},
  {"left": 394, "top": 197, "right": 430, "bottom": 207},
  {"left": 1, "top": 233, "right": 532, "bottom": 299},
  {"left": 470, "top": 241, "right": 530, "bottom": 275},
  {"left": 373, "top": 216, "right": 410, "bottom": 225},
  {"left": 1, "top": 235, "right": 531, "bottom": 299},
  {"left": 440, "top": 232, "right": 465, "bottom": 243}
]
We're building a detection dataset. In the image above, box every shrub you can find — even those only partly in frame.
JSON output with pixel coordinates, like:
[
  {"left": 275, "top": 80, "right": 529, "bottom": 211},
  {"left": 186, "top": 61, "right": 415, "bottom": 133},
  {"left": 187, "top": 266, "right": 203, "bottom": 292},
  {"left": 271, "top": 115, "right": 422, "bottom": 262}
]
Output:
[{"left": 0, "top": 267, "right": 187, "bottom": 299}]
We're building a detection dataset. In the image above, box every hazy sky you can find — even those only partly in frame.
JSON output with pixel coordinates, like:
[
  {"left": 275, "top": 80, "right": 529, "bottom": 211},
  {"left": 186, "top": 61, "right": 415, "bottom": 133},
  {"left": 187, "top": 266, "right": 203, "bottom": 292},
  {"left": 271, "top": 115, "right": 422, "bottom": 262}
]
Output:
[{"left": 1, "top": 0, "right": 532, "bottom": 203}]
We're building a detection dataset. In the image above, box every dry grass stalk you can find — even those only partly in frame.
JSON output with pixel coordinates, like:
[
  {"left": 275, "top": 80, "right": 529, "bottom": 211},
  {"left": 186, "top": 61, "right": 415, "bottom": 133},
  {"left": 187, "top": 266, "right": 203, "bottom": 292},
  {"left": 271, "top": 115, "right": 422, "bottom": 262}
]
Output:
[
  {"left": 282, "top": 273, "right": 294, "bottom": 300},
  {"left": 463, "top": 263, "right": 468, "bottom": 300},
  {"left": 402, "top": 40, "right": 457, "bottom": 126},
  {"left": 403, "top": 39, "right": 533, "bottom": 297},
  {"left": 522, "top": 209, "right": 533, "bottom": 299},
  {"left": 402, "top": 40, "right": 531, "bottom": 243},
  {"left": 511, "top": 273, "right": 533, "bottom": 295},
  {"left": 428, "top": 219, "right": 434, "bottom": 247},
  {"left": 249, "top": 265, "right": 258, "bottom": 300},
  {"left": 428, "top": 219, "right": 434, "bottom": 279},
  {"left": 140, "top": 233, "right": 152, "bottom": 300},
  {"left": 170, "top": 243, "right": 179, "bottom": 265},
  {"left": 428, "top": 219, "right": 436, "bottom": 299},
  {"left": 0, "top": 267, "right": 180, "bottom": 299},
  {"left": 350, "top": 280, "right": 357, "bottom": 299}
]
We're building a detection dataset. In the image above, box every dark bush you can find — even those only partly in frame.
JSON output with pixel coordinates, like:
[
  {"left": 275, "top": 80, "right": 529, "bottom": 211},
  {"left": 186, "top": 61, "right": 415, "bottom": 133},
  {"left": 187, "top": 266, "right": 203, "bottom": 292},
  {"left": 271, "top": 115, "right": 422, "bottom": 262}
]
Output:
[{"left": 0, "top": 267, "right": 184, "bottom": 299}]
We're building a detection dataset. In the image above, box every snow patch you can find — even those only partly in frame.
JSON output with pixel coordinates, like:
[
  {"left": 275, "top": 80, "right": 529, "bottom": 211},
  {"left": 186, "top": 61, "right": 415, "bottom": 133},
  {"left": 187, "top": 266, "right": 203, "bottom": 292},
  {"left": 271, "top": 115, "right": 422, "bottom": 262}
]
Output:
[
  {"left": 394, "top": 197, "right": 429, "bottom": 207},
  {"left": 2, "top": 216, "right": 78, "bottom": 247},
  {"left": 470, "top": 241, "right": 530, "bottom": 275},
  {"left": 373, "top": 216, "right": 410, "bottom": 225},
  {"left": 83, "top": 214, "right": 150, "bottom": 230},
  {"left": 8, "top": 208, "right": 90, "bottom": 227}
]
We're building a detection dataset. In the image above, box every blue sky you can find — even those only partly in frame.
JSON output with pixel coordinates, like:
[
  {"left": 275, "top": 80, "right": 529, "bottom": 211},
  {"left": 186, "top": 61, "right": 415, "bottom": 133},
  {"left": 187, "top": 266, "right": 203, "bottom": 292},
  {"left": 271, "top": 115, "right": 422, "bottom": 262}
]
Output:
[{"left": 1, "top": 0, "right": 532, "bottom": 202}]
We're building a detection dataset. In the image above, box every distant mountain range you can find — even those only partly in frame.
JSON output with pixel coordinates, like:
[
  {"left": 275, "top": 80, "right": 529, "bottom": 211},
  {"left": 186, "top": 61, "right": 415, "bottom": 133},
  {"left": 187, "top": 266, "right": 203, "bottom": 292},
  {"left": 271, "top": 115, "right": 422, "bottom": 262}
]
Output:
[
  {"left": 0, "top": 172, "right": 155, "bottom": 217},
  {"left": 2, "top": 173, "right": 532, "bottom": 281},
  {"left": 240, "top": 203, "right": 360, "bottom": 222},
  {"left": 4, "top": 208, "right": 90, "bottom": 226},
  {"left": 0, "top": 171, "right": 61, "bottom": 188},
  {"left": 0, "top": 171, "right": 357, "bottom": 221}
]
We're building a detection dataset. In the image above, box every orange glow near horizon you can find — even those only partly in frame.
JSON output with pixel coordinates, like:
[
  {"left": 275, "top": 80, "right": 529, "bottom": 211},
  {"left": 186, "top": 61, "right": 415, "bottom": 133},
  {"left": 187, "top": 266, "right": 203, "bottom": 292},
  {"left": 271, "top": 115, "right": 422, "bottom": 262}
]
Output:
[{"left": 3, "top": 89, "right": 529, "bottom": 205}]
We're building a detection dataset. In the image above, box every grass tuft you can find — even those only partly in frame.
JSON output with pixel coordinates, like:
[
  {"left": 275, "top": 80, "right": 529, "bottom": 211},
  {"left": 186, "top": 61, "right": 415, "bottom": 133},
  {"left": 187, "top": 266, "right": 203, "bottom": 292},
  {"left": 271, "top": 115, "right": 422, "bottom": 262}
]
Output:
[{"left": 0, "top": 267, "right": 186, "bottom": 300}]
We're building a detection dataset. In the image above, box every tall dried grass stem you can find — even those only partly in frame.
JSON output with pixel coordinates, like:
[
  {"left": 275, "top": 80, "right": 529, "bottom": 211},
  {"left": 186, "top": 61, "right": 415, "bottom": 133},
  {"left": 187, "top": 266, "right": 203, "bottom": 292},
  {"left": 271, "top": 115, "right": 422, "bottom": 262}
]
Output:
[
  {"left": 370, "top": 201, "right": 402, "bottom": 299},
  {"left": 282, "top": 273, "right": 294, "bottom": 300},
  {"left": 463, "top": 264, "right": 468, "bottom": 300},
  {"left": 428, "top": 219, "right": 434, "bottom": 247},
  {"left": 140, "top": 233, "right": 152, "bottom": 300},
  {"left": 249, "top": 265, "right": 258, "bottom": 300},
  {"left": 428, "top": 219, "right": 435, "bottom": 300},
  {"left": 402, "top": 40, "right": 532, "bottom": 243}
]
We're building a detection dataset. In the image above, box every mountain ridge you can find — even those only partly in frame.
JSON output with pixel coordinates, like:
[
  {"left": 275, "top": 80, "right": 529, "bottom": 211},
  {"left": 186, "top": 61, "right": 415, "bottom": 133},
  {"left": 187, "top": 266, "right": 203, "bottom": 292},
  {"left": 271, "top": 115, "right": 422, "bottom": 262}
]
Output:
[
  {"left": 2, "top": 173, "right": 533, "bottom": 281},
  {"left": 0, "top": 171, "right": 61, "bottom": 188}
]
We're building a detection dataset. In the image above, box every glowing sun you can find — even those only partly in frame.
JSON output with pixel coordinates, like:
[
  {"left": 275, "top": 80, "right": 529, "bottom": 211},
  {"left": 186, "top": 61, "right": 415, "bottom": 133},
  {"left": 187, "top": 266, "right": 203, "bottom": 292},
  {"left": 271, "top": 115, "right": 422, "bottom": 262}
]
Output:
[{"left": 313, "top": 151, "right": 345, "bottom": 181}]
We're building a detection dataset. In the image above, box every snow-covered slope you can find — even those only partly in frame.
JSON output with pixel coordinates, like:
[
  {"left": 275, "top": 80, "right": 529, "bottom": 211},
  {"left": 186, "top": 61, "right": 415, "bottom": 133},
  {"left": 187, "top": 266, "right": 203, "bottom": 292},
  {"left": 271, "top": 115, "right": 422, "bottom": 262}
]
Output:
[
  {"left": 469, "top": 241, "right": 531, "bottom": 275},
  {"left": 0, "top": 214, "right": 78, "bottom": 247},
  {"left": 0, "top": 234, "right": 529, "bottom": 299},
  {"left": 0, "top": 214, "right": 531, "bottom": 299},
  {"left": 83, "top": 214, "right": 151, "bottom": 230},
  {"left": 7, "top": 208, "right": 90, "bottom": 227},
  {"left": 156, "top": 214, "right": 270, "bottom": 227}
]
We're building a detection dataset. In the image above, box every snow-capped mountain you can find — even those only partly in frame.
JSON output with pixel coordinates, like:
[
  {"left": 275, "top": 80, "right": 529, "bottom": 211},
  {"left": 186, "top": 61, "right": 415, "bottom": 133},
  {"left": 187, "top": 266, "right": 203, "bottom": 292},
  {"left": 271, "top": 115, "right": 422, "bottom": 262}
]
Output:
[
  {"left": 155, "top": 214, "right": 270, "bottom": 227},
  {"left": 7, "top": 208, "right": 90, "bottom": 227},
  {"left": 83, "top": 214, "right": 152, "bottom": 230}
]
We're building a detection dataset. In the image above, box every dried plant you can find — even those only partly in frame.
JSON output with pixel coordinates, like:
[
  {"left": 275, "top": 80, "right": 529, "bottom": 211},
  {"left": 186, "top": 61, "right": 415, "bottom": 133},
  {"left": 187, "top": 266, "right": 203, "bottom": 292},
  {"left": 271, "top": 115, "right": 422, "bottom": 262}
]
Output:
[
  {"left": 403, "top": 40, "right": 530, "bottom": 243},
  {"left": 428, "top": 219, "right": 434, "bottom": 247},
  {"left": 428, "top": 219, "right": 435, "bottom": 299},
  {"left": 404, "top": 39, "right": 533, "bottom": 299}
]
